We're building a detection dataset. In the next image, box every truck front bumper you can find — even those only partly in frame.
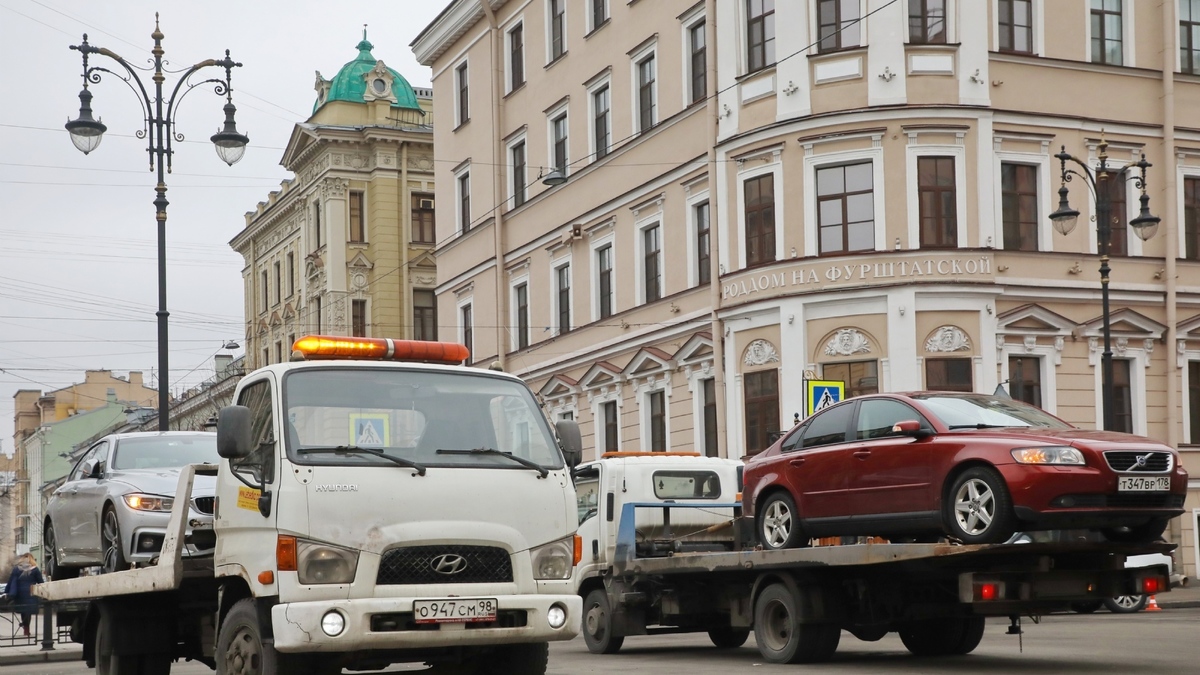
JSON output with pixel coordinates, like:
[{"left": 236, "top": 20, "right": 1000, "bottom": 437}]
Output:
[{"left": 271, "top": 594, "right": 581, "bottom": 653}]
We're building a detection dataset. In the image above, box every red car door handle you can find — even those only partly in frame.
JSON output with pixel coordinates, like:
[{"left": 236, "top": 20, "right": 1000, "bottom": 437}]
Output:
[
  {"left": 789, "top": 458, "right": 806, "bottom": 467},
  {"left": 853, "top": 451, "right": 871, "bottom": 460}
]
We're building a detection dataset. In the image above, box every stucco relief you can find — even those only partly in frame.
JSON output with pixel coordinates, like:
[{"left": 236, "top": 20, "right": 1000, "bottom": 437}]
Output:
[
  {"left": 320, "top": 177, "right": 348, "bottom": 200},
  {"left": 824, "top": 328, "right": 871, "bottom": 356},
  {"left": 408, "top": 155, "right": 434, "bottom": 171},
  {"left": 743, "top": 339, "right": 780, "bottom": 367},
  {"left": 925, "top": 326, "right": 971, "bottom": 352}
]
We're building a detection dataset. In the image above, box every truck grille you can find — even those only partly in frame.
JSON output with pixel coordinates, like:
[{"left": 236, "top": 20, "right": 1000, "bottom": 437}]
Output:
[
  {"left": 192, "top": 497, "right": 215, "bottom": 515},
  {"left": 1103, "top": 451, "right": 1172, "bottom": 473},
  {"left": 377, "top": 545, "right": 513, "bottom": 585}
]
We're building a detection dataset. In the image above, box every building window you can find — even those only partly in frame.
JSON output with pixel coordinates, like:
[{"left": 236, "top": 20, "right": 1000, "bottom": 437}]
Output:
[
  {"left": 1001, "top": 163, "right": 1038, "bottom": 252},
  {"left": 514, "top": 282, "right": 530, "bottom": 349},
  {"left": 1186, "top": 176, "right": 1200, "bottom": 260},
  {"left": 926, "top": 357, "right": 973, "bottom": 392},
  {"left": 458, "top": 172, "right": 471, "bottom": 233},
  {"left": 1184, "top": 1, "right": 1200, "bottom": 75},
  {"left": 1105, "top": 173, "right": 1129, "bottom": 256},
  {"left": 909, "top": 0, "right": 947, "bottom": 44},
  {"left": 744, "top": 369, "right": 779, "bottom": 455},
  {"left": 649, "top": 391, "right": 666, "bottom": 451},
  {"left": 314, "top": 296, "right": 322, "bottom": 333},
  {"left": 1091, "top": 0, "right": 1123, "bottom": 65},
  {"left": 556, "top": 265, "right": 571, "bottom": 334},
  {"left": 349, "top": 191, "right": 365, "bottom": 243},
  {"left": 511, "top": 140, "right": 527, "bottom": 208},
  {"left": 817, "top": 0, "right": 861, "bottom": 53},
  {"left": 412, "top": 194, "right": 435, "bottom": 244},
  {"left": 455, "top": 61, "right": 469, "bottom": 125},
  {"left": 643, "top": 224, "right": 662, "bottom": 303},
  {"left": 549, "top": 0, "right": 566, "bottom": 61},
  {"left": 413, "top": 290, "right": 437, "bottom": 341},
  {"left": 689, "top": 20, "right": 707, "bottom": 105},
  {"left": 998, "top": 0, "right": 1033, "bottom": 53},
  {"left": 702, "top": 378, "right": 718, "bottom": 457},
  {"left": 918, "top": 156, "right": 957, "bottom": 248},
  {"left": 551, "top": 113, "right": 568, "bottom": 171},
  {"left": 312, "top": 201, "right": 322, "bottom": 250},
  {"left": 352, "top": 299, "right": 367, "bottom": 337},
  {"left": 509, "top": 23, "right": 525, "bottom": 91},
  {"left": 286, "top": 252, "right": 295, "bottom": 297},
  {"left": 823, "top": 360, "right": 879, "bottom": 398},
  {"left": 695, "top": 200, "right": 711, "bottom": 286},
  {"left": 602, "top": 400, "right": 618, "bottom": 452},
  {"left": 592, "top": 84, "right": 611, "bottom": 160},
  {"left": 1189, "top": 361, "right": 1200, "bottom": 443},
  {"left": 263, "top": 347, "right": 270, "bottom": 367},
  {"left": 1112, "top": 358, "right": 1133, "bottom": 433},
  {"left": 745, "top": 174, "right": 776, "bottom": 266},
  {"left": 746, "top": 0, "right": 776, "bottom": 72},
  {"left": 461, "top": 304, "right": 473, "bottom": 361},
  {"left": 273, "top": 261, "right": 281, "bottom": 305},
  {"left": 597, "top": 243, "right": 614, "bottom": 319},
  {"left": 260, "top": 270, "right": 268, "bottom": 314},
  {"left": 1008, "top": 356, "right": 1042, "bottom": 408},
  {"left": 636, "top": 53, "right": 656, "bottom": 133},
  {"left": 817, "top": 162, "right": 874, "bottom": 255},
  {"left": 591, "top": 0, "right": 608, "bottom": 31}
]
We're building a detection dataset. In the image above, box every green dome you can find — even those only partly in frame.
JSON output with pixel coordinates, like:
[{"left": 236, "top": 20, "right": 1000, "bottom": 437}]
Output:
[{"left": 315, "top": 32, "right": 420, "bottom": 113}]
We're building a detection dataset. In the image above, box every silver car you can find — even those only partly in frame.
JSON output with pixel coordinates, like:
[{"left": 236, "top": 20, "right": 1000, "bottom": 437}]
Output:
[{"left": 43, "top": 431, "right": 218, "bottom": 579}]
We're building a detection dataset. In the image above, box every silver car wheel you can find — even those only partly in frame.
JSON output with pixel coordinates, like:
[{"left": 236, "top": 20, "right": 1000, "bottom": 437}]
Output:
[
  {"left": 101, "top": 509, "right": 124, "bottom": 573},
  {"left": 952, "top": 477, "right": 996, "bottom": 536},
  {"left": 763, "top": 499, "right": 793, "bottom": 548}
]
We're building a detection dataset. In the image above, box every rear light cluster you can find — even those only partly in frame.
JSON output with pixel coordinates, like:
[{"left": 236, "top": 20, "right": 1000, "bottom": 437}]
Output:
[
  {"left": 1141, "top": 575, "right": 1166, "bottom": 594},
  {"left": 973, "top": 581, "right": 1005, "bottom": 601}
]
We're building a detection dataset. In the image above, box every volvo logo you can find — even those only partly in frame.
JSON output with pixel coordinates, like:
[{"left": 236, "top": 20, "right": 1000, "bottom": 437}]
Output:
[
  {"left": 1135, "top": 454, "right": 1150, "bottom": 468},
  {"left": 431, "top": 554, "right": 468, "bottom": 575}
]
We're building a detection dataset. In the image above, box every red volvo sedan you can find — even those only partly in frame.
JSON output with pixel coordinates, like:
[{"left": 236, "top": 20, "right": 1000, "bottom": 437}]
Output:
[{"left": 741, "top": 393, "right": 1188, "bottom": 548}]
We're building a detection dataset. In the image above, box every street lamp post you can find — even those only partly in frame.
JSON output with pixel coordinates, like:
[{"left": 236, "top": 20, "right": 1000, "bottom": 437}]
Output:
[
  {"left": 1049, "top": 137, "right": 1160, "bottom": 432},
  {"left": 64, "top": 15, "right": 249, "bottom": 431}
]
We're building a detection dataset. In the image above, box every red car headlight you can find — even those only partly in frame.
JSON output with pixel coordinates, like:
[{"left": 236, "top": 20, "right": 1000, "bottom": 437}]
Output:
[{"left": 1010, "top": 446, "right": 1085, "bottom": 465}]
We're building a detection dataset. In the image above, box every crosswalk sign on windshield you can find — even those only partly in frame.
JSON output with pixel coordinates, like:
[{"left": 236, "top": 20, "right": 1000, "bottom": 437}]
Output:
[
  {"left": 805, "top": 380, "right": 845, "bottom": 417},
  {"left": 349, "top": 413, "right": 390, "bottom": 447}
]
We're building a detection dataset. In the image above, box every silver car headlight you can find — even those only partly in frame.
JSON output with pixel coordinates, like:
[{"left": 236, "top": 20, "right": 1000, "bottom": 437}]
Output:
[
  {"left": 531, "top": 536, "right": 577, "bottom": 580},
  {"left": 297, "top": 540, "right": 359, "bottom": 585},
  {"left": 123, "top": 493, "right": 174, "bottom": 512},
  {"left": 1011, "top": 446, "right": 1085, "bottom": 465}
]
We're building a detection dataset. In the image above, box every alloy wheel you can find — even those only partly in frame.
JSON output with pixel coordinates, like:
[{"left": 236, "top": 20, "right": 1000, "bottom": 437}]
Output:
[
  {"left": 101, "top": 510, "right": 122, "bottom": 573},
  {"left": 762, "top": 500, "right": 793, "bottom": 548},
  {"left": 952, "top": 477, "right": 996, "bottom": 536}
]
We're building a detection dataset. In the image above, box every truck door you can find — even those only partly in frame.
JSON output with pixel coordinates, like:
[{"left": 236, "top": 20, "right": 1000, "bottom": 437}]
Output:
[
  {"left": 573, "top": 465, "right": 603, "bottom": 569},
  {"left": 215, "top": 378, "right": 280, "bottom": 578}
]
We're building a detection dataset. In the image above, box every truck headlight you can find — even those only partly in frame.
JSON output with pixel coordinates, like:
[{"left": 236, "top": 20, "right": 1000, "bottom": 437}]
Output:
[
  {"left": 297, "top": 540, "right": 359, "bottom": 585},
  {"left": 1011, "top": 446, "right": 1085, "bottom": 466},
  {"left": 531, "top": 537, "right": 574, "bottom": 580},
  {"left": 123, "top": 493, "right": 174, "bottom": 512}
]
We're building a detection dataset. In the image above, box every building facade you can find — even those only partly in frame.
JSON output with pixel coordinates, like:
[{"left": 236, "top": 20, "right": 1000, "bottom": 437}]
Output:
[
  {"left": 416, "top": 1, "right": 1200, "bottom": 577},
  {"left": 232, "top": 34, "right": 438, "bottom": 366}
]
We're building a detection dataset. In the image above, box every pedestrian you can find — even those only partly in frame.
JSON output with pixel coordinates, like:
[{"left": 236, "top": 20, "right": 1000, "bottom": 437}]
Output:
[{"left": 5, "top": 553, "right": 44, "bottom": 637}]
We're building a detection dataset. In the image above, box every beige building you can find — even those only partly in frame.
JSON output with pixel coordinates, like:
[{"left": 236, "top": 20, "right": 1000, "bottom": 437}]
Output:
[
  {"left": 416, "top": 1, "right": 1200, "bottom": 577},
  {"left": 232, "top": 34, "right": 438, "bottom": 365}
]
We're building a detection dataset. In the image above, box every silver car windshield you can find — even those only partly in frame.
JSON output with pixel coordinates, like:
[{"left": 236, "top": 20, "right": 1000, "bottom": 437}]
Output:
[
  {"left": 111, "top": 436, "right": 219, "bottom": 470},
  {"left": 913, "top": 394, "right": 1072, "bottom": 429},
  {"left": 284, "top": 368, "right": 563, "bottom": 470}
]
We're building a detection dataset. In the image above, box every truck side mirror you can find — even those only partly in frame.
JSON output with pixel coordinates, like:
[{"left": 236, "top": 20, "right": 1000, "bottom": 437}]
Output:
[
  {"left": 217, "top": 405, "right": 254, "bottom": 459},
  {"left": 555, "top": 420, "right": 583, "bottom": 468}
]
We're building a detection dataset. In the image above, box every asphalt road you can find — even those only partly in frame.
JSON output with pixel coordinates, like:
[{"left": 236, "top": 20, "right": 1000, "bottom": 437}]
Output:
[{"left": 9, "top": 608, "right": 1199, "bottom": 674}]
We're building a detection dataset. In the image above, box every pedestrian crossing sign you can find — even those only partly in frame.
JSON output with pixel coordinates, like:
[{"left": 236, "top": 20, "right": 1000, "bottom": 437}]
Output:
[
  {"left": 805, "top": 380, "right": 845, "bottom": 416},
  {"left": 349, "top": 413, "right": 390, "bottom": 447}
]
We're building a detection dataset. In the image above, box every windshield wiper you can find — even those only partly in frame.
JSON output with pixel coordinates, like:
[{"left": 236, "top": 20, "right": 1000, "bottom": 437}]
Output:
[
  {"left": 297, "top": 445, "right": 426, "bottom": 476},
  {"left": 436, "top": 448, "right": 549, "bottom": 478},
  {"left": 947, "top": 423, "right": 1011, "bottom": 430}
]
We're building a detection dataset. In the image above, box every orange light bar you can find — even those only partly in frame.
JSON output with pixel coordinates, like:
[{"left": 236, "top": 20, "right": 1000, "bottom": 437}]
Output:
[
  {"left": 277, "top": 535, "right": 297, "bottom": 572},
  {"left": 573, "top": 534, "right": 582, "bottom": 566},
  {"left": 600, "top": 451, "right": 701, "bottom": 458},
  {"left": 292, "top": 335, "right": 469, "bottom": 364}
]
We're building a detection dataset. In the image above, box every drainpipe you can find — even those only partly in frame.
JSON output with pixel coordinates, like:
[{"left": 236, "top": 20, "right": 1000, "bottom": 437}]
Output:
[
  {"left": 401, "top": 142, "right": 411, "bottom": 338},
  {"left": 1161, "top": 0, "right": 1182, "bottom": 545},
  {"left": 704, "top": 0, "right": 728, "bottom": 457},
  {"left": 482, "top": 0, "right": 508, "bottom": 370}
]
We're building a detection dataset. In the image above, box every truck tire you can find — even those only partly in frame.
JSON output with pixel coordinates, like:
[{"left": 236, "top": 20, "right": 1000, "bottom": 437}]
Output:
[
  {"left": 1101, "top": 518, "right": 1168, "bottom": 544},
  {"left": 582, "top": 589, "right": 624, "bottom": 654},
  {"left": 217, "top": 598, "right": 336, "bottom": 675},
  {"left": 96, "top": 602, "right": 171, "bottom": 675},
  {"left": 707, "top": 628, "right": 750, "bottom": 648},
  {"left": 753, "top": 582, "right": 840, "bottom": 664},
  {"left": 1104, "top": 595, "right": 1148, "bottom": 613},
  {"left": 757, "top": 492, "right": 809, "bottom": 550},
  {"left": 944, "top": 467, "right": 1015, "bottom": 544},
  {"left": 898, "top": 616, "right": 984, "bottom": 657},
  {"left": 44, "top": 521, "right": 80, "bottom": 581}
]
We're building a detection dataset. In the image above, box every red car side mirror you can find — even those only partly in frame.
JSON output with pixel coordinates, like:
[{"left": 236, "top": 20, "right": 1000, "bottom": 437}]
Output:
[{"left": 891, "top": 420, "right": 933, "bottom": 439}]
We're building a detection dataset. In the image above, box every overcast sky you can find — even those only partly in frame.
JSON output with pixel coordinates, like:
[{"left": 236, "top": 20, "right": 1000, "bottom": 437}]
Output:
[{"left": 0, "top": 1, "right": 444, "bottom": 453}]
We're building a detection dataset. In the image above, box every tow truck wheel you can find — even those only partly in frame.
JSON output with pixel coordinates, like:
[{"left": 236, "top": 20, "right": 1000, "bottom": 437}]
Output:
[
  {"left": 707, "top": 627, "right": 750, "bottom": 648},
  {"left": 758, "top": 492, "right": 809, "bottom": 550},
  {"left": 944, "top": 467, "right": 1015, "bottom": 544},
  {"left": 582, "top": 590, "right": 624, "bottom": 654},
  {"left": 753, "top": 582, "right": 840, "bottom": 664},
  {"left": 898, "top": 616, "right": 984, "bottom": 656},
  {"left": 95, "top": 603, "right": 158, "bottom": 675},
  {"left": 1104, "top": 595, "right": 1148, "bottom": 613}
]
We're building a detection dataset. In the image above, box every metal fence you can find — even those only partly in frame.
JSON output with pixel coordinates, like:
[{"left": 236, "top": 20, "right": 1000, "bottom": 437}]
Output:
[{"left": 0, "top": 600, "right": 81, "bottom": 649}]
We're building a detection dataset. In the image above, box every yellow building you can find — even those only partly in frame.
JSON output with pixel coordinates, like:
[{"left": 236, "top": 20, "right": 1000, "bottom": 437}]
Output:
[
  {"left": 232, "top": 33, "right": 438, "bottom": 365},
  {"left": 416, "top": 1, "right": 1200, "bottom": 576}
]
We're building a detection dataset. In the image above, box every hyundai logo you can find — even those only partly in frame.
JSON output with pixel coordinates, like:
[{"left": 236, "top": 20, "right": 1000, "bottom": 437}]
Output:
[{"left": 431, "top": 553, "right": 468, "bottom": 575}]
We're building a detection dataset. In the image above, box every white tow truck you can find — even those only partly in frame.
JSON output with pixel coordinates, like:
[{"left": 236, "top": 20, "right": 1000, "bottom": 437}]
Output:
[
  {"left": 574, "top": 452, "right": 1177, "bottom": 664},
  {"left": 36, "top": 335, "right": 584, "bottom": 675}
]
